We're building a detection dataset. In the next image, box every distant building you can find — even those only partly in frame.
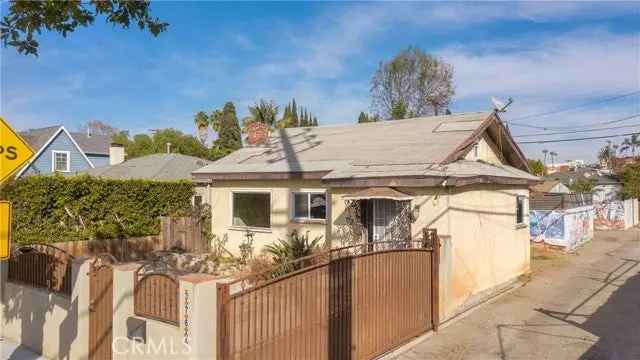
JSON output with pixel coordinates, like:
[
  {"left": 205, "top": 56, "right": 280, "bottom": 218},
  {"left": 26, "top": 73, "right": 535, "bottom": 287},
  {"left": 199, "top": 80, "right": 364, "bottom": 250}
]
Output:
[
  {"left": 531, "top": 180, "right": 571, "bottom": 194},
  {"left": 546, "top": 168, "right": 621, "bottom": 202},
  {"left": 17, "top": 125, "right": 119, "bottom": 178},
  {"left": 547, "top": 159, "right": 585, "bottom": 174}
]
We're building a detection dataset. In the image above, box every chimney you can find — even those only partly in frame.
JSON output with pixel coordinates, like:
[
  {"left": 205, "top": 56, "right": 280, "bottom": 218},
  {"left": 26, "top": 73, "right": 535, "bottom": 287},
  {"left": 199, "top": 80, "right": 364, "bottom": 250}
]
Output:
[
  {"left": 246, "top": 122, "right": 271, "bottom": 146},
  {"left": 109, "top": 143, "right": 125, "bottom": 165}
]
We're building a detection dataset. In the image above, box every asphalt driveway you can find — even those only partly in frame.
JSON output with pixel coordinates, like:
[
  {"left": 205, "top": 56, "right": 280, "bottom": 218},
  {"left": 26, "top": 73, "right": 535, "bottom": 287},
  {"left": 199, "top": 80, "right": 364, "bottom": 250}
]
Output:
[{"left": 390, "top": 229, "right": 640, "bottom": 360}]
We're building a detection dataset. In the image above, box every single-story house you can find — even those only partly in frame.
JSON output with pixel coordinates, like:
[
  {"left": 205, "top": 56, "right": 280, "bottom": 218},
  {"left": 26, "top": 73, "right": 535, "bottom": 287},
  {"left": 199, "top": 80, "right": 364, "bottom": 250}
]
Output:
[
  {"left": 17, "top": 125, "right": 117, "bottom": 178},
  {"left": 546, "top": 169, "right": 622, "bottom": 202},
  {"left": 78, "top": 152, "right": 212, "bottom": 206},
  {"left": 531, "top": 180, "right": 571, "bottom": 194},
  {"left": 192, "top": 112, "right": 540, "bottom": 319}
]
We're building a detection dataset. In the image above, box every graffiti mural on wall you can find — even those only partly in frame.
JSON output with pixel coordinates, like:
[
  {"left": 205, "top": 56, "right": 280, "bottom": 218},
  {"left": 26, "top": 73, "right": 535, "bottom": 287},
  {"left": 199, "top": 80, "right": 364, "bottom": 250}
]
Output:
[
  {"left": 594, "top": 201, "right": 625, "bottom": 230},
  {"left": 530, "top": 210, "right": 564, "bottom": 242},
  {"left": 566, "top": 207, "right": 595, "bottom": 249}
]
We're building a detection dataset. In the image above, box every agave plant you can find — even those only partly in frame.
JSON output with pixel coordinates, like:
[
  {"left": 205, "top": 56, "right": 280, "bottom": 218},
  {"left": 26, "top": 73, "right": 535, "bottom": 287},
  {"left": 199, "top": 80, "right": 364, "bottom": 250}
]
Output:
[{"left": 264, "top": 230, "right": 323, "bottom": 267}]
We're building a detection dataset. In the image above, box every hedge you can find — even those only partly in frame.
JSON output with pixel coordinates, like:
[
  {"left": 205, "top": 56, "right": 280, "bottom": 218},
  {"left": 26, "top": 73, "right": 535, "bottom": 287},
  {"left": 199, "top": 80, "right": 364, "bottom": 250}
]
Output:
[{"left": 0, "top": 174, "right": 194, "bottom": 244}]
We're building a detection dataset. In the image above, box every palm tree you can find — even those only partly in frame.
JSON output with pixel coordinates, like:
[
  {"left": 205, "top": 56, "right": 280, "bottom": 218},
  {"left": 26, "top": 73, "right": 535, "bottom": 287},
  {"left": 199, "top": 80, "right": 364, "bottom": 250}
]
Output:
[
  {"left": 619, "top": 134, "right": 640, "bottom": 157},
  {"left": 542, "top": 149, "right": 549, "bottom": 166},
  {"left": 243, "top": 99, "right": 279, "bottom": 131},
  {"left": 549, "top": 151, "right": 558, "bottom": 168},
  {"left": 598, "top": 145, "right": 612, "bottom": 168},
  {"left": 194, "top": 111, "right": 209, "bottom": 145}
]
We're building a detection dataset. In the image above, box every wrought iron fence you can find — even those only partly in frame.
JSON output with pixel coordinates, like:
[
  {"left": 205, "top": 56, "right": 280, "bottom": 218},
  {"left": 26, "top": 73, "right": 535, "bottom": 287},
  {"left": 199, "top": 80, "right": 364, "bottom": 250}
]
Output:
[{"left": 7, "top": 244, "right": 74, "bottom": 296}]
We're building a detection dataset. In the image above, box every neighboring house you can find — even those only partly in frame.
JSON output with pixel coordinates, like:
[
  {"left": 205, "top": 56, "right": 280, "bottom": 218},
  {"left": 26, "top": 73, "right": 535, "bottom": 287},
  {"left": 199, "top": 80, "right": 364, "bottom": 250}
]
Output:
[
  {"left": 16, "top": 125, "right": 117, "bottom": 178},
  {"left": 192, "top": 111, "right": 540, "bottom": 319},
  {"left": 79, "top": 153, "right": 213, "bottom": 205},
  {"left": 546, "top": 169, "right": 622, "bottom": 202},
  {"left": 531, "top": 180, "right": 571, "bottom": 194}
]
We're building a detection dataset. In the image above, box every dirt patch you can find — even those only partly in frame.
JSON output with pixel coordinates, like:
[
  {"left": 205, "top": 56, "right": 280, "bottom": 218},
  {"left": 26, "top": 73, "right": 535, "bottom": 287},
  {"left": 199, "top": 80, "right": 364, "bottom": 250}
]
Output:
[{"left": 530, "top": 246, "right": 570, "bottom": 275}]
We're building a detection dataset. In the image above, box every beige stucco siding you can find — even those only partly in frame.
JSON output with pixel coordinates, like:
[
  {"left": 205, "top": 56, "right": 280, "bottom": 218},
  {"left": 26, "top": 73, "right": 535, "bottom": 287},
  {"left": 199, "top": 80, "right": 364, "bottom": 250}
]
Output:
[
  {"left": 464, "top": 135, "right": 503, "bottom": 165},
  {"left": 208, "top": 180, "right": 330, "bottom": 255},
  {"left": 331, "top": 184, "right": 530, "bottom": 319}
]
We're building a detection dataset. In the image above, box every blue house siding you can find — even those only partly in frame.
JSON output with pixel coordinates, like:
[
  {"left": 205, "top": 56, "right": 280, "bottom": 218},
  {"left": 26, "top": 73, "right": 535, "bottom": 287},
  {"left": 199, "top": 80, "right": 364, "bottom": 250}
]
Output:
[
  {"left": 22, "top": 131, "right": 93, "bottom": 176},
  {"left": 87, "top": 154, "right": 109, "bottom": 168}
]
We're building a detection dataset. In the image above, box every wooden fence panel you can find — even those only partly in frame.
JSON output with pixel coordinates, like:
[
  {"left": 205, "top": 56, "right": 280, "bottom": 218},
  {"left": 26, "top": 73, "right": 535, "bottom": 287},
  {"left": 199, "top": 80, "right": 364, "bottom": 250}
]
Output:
[{"left": 134, "top": 273, "right": 180, "bottom": 325}]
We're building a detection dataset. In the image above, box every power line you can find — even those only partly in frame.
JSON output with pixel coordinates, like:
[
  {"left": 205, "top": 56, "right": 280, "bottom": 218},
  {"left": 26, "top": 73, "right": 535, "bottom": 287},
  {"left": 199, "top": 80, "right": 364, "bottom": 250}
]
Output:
[
  {"left": 507, "top": 90, "right": 640, "bottom": 123},
  {"left": 517, "top": 131, "right": 640, "bottom": 144},
  {"left": 507, "top": 113, "right": 640, "bottom": 130},
  {"left": 514, "top": 122, "right": 640, "bottom": 138}
]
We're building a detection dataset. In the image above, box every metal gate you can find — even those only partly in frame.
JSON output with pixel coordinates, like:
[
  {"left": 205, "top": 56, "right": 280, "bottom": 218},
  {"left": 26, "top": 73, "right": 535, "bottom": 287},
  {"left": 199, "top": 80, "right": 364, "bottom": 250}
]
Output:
[
  {"left": 89, "top": 254, "right": 117, "bottom": 360},
  {"left": 217, "top": 231, "right": 440, "bottom": 360}
]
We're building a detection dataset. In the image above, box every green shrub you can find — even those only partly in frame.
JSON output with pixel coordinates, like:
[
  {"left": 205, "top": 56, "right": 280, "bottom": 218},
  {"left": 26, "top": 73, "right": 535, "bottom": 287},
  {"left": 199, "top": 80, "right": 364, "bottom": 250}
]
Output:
[{"left": 0, "top": 174, "right": 194, "bottom": 244}]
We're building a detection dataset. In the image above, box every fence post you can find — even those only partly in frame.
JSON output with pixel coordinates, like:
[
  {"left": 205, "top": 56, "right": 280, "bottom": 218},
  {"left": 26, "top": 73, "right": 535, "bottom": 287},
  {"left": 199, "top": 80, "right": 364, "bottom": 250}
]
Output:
[
  {"left": 431, "top": 231, "right": 440, "bottom": 331},
  {"left": 217, "top": 283, "right": 230, "bottom": 360}
]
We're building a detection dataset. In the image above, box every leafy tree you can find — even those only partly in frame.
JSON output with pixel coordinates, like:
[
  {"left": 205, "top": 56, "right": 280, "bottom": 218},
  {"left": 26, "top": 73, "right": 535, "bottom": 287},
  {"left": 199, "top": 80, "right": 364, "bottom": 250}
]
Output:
[
  {"left": 569, "top": 178, "right": 596, "bottom": 193},
  {"left": 194, "top": 111, "right": 210, "bottom": 145},
  {"left": 391, "top": 100, "right": 409, "bottom": 120},
  {"left": 371, "top": 47, "right": 454, "bottom": 119},
  {"left": 80, "top": 120, "right": 119, "bottom": 137},
  {"left": 1, "top": 0, "right": 168, "bottom": 56},
  {"left": 214, "top": 102, "right": 242, "bottom": 156},
  {"left": 619, "top": 163, "right": 640, "bottom": 199},
  {"left": 113, "top": 129, "right": 216, "bottom": 160},
  {"left": 527, "top": 159, "right": 546, "bottom": 176},
  {"left": 598, "top": 145, "right": 613, "bottom": 168}
]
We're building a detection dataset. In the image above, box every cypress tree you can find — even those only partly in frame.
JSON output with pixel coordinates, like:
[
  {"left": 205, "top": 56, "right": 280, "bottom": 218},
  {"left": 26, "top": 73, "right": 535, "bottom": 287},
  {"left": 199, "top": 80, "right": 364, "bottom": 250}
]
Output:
[
  {"left": 358, "top": 111, "right": 369, "bottom": 123},
  {"left": 312, "top": 116, "right": 318, "bottom": 127},
  {"left": 216, "top": 102, "right": 242, "bottom": 155},
  {"left": 291, "top": 99, "right": 299, "bottom": 127}
]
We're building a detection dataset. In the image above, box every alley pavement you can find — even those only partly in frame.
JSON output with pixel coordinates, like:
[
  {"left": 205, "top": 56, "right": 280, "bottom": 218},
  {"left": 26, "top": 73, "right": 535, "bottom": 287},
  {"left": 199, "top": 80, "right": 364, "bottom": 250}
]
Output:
[{"left": 390, "top": 229, "right": 640, "bottom": 360}]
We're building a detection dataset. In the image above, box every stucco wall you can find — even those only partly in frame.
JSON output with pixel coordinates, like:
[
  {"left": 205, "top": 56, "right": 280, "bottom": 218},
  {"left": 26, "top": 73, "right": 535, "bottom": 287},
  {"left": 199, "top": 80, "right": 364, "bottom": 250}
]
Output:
[
  {"left": 463, "top": 135, "right": 503, "bottom": 165},
  {"left": 208, "top": 180, "right": 330, "bottom": 255},
  {"left": 330, "top": 184, "right": 530, "bottom": 320},
  {"left": 0, "top": 258, "right": 91, "bottom": 359},
  {"left": 111, "top": 265, "right": 218, "bottom": 359}
]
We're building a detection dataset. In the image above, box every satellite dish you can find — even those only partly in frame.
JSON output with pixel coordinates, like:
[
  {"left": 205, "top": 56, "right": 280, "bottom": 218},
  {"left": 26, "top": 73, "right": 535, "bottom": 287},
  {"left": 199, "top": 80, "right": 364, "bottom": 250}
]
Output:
[{"left": 491, "top": 97, "right": 513, "bottom": 112}]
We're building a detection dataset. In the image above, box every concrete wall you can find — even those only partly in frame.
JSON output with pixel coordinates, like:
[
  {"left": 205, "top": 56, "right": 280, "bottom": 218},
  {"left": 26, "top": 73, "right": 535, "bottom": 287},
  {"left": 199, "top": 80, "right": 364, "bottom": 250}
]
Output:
[
  {"left": 530, "top": 205, "right": 595, "bottom": 250},
  {"left": 208, "top": 180, "right": 329, "bottom": 256},
  {"left": 0, "top": 257, "right": 91, "bottom": 359},
  {"left": 111, "top": 264, "right": 218, "bottom": 359},
  {"left": 594, "top": 199, "right": 638, "bottom": 230}
]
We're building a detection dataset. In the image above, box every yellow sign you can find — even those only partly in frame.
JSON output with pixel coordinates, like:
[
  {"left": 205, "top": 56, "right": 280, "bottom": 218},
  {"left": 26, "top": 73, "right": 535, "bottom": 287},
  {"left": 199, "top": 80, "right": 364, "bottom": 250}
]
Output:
[
  {"left": 0, "top": 201, "right": 11, "bottom": 260},
  {"left": 0, "top": 117, "right": 35, "bottom": 184}
]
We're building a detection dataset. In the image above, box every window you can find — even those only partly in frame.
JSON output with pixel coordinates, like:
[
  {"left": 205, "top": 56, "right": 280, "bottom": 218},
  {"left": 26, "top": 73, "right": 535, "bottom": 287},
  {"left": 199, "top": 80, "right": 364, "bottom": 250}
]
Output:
[
  {"left": 292, "top": 192, "right": 327, "bottom": 220},
  {"left": 52, "top": 151, "right": 70, "bottom": 172},
  {"left": 232, "top": 192, "right": 270, "bottom": 228},
  {"left": 516, "top": 196, "right": 525, "bottom": 225}
]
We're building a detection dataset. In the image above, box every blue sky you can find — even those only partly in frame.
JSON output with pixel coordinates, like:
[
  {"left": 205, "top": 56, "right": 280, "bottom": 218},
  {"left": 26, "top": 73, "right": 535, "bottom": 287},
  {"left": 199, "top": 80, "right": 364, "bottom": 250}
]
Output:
[{"left": 2, "top": 1, "right": 639, "bottom": 161}]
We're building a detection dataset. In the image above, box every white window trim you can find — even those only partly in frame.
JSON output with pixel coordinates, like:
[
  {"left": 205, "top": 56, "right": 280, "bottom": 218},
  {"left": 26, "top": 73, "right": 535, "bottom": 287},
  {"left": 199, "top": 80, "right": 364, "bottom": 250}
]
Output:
[
  {"left": 229, "top": 190, "right": 272, "bottom": 230},
  {"left": 291, "top": 191, "right": 328, "bottom": 221},
  {"left": 51, "top": 150, "right": 71, "bottom": 173}
]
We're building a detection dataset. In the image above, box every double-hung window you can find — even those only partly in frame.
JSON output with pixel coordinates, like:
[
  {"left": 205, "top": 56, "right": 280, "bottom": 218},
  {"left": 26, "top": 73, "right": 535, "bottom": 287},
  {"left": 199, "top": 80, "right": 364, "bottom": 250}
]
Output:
[
  {"left": 232, "top": 192, "right": 271, "bottom": 229},
  {"left": 516, "top": 195, "right": 525, "bottom": 225},
  {"left": 292, "top": 192, "right": 327, "bottom": 221},
  {"left": 52, "top": 151, "right": 70, "bottom": 172}
]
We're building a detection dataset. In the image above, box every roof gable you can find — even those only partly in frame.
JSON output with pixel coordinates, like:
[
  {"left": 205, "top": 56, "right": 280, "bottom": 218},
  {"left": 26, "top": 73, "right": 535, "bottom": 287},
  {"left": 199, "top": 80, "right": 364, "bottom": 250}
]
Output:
[{"left": 16, "top": 126, "right": 95, "bottom": 177}]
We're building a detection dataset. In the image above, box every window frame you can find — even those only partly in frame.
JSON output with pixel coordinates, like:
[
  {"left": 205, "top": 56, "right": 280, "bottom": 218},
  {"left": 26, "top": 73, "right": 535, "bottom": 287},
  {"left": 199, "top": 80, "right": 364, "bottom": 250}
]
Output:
[
  {"left": 516, "top": 195, "right": 526, "bottom": 225},
  {"left": 51, "top": 150, "right": 71, "bottom": 173},
  {"left": 291, "top": 191, "right": 327, "bottom": 222},
  {"left": 230, "top": 190, "right": 272, "bottom": 230}
]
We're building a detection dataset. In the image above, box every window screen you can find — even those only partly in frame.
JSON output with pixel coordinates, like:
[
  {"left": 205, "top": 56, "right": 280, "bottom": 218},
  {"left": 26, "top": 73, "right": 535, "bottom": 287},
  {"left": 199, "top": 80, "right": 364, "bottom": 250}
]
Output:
[{"left": 232, "top": 192, "right": 270, "bottom": 228}]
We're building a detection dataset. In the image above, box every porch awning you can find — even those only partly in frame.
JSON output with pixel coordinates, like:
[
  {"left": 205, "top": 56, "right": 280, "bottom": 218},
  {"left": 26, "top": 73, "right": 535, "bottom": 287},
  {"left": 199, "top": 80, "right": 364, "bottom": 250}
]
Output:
[{"left": 342, "top": 187, "right": 413, "bottom": 201}]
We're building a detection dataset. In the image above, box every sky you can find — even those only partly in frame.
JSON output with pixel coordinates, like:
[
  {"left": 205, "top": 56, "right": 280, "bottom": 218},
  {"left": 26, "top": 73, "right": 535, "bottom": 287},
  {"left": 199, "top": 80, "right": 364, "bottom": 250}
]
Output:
[{"left": 1, "top": 1, "right": 639, "bottom": 162}]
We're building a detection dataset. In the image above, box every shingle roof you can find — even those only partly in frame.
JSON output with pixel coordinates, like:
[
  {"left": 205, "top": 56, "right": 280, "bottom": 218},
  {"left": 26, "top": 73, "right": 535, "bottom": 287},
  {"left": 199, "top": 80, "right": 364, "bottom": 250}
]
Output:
[
  {"left": 80, "top": 153, "right": 212, "bottom": 181},
  {"left": 19, "top": 125, "right": 60, "bottom": 150},
  {"left": 19, "top": 126, "right": 110, "bottom": 155},
  {"left": 70, "top": 132, "right": 110, "bottom": 155},
  {"left": 546, "top": 169, "right": 620, "bottom": 186},
  {"left": 193, "top": 112, "right": 537, "bottom": 185},
  {"left": 531, "top": 180, "right": 563, "bottom": 193}
]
